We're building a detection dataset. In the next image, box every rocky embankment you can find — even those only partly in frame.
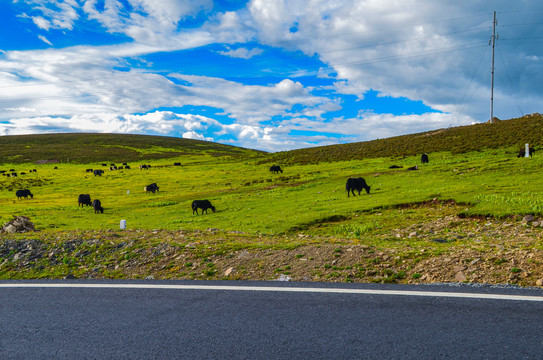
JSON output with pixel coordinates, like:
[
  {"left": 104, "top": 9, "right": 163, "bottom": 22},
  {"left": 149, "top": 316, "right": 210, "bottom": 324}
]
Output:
[{"left": 1, "top": 215, "right": 543, "bottom": 287}]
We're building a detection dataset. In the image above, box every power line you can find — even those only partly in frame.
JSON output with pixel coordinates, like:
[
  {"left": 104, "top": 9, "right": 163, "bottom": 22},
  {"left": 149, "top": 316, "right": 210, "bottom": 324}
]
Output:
[{"left": 498, "top": 46, "right": 524, "bottom": 117}]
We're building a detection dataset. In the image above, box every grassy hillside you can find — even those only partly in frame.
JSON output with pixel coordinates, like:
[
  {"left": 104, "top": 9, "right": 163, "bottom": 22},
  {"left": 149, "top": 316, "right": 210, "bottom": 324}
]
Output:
[
  {"left": 267, "top": 113, "right": 543, "bottom": 165},
  {"left": 1, "top": 115, "right": 543, "bottom": 234},
  {"left": 2, "top": 117, "right": 543, "bottom": 285},
  {"left": 1, "top": 147, "right": 543, "bottom": 233},
  {"left": 0, "top": 133, "right": 263, "bottom": 164}
]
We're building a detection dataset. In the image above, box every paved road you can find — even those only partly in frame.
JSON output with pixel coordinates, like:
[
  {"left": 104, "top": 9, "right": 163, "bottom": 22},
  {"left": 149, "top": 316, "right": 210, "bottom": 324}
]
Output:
[{"left": 1, "top": 280, "right": 542, "bottom": 359}]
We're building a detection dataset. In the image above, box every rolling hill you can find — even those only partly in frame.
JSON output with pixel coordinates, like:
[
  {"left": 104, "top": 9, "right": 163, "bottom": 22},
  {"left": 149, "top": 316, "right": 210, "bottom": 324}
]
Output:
[
  {"left": 0, "top": 133, "right": 263, "bottom": 164},
  {"left": 267, "top": 113, "right": 543, "bottom": 165},
  {"left": 1, "top": 113, "right": 542, "bottom": 164}
]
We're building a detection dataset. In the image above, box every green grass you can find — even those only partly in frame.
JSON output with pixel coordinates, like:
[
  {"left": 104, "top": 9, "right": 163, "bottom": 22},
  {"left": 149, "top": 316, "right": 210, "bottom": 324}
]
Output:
[
  {"left": 2, "top": 145, "right": 543, "bottom": 236},
  {"left": 0, "top": 133, "right": 262, "bottom": 164}
]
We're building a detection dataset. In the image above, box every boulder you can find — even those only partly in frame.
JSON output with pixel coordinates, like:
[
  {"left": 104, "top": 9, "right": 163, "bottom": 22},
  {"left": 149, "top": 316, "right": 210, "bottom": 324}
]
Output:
[{"left": 1, "top": 216, "right": 36, "bottom": 233}]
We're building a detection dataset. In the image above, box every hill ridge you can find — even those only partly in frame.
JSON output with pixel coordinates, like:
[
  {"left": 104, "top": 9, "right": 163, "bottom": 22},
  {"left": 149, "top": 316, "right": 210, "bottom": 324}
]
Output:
[
  {"left": 0, "top": 133, "right": 263, "bottom": 164},
  {"left": 1, "top": 113, "right": 542, "bottom": 164},
  {"left": 268, "top": 113, "right": 543, "bottom": 165}
]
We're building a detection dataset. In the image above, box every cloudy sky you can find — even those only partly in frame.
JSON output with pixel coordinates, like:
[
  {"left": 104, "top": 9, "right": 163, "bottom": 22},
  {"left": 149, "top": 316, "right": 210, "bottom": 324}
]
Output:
[{"left": 0, "top": 1, "right": 542, "bottom": 151}]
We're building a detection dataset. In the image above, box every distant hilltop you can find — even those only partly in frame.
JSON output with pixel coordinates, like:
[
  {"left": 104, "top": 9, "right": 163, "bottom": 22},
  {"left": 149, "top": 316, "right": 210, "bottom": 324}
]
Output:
[
  {"left": 266, "top": 113, "right": 543, "bottom": 165},
  {"left": 0, "top": 133, "right": 263, "bottom": 164}
]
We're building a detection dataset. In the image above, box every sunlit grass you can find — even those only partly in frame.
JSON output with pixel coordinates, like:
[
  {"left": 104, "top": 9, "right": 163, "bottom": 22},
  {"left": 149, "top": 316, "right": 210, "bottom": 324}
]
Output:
[{"left": 1, "top": 148, "right": 543, "bottom": 235}]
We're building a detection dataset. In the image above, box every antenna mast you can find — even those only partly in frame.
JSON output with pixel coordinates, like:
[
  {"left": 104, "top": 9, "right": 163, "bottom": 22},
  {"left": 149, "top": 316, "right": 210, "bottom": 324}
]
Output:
[{"left": 490, "top": 11, "right": 497, "bottom": 123}]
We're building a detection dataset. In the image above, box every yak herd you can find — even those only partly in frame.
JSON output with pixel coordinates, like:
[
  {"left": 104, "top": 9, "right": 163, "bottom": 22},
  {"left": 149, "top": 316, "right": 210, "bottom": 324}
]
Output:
[
  {"left": 10, "top": 162, "right": 219, "bottom": 216},
  {"left": 10, "top": 149, "right": 532, "bottom": 218},
  {"left": 10, "top": 155, "right": 432, "bottom": 216}
]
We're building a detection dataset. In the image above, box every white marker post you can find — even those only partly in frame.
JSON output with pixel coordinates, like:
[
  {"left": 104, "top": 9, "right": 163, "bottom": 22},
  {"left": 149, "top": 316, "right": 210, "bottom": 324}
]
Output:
[
  {"left": 525, "top": 143, "right": 530, "bottom": 158},
  {"left": 120, "top": 220, "right": 126, "bottom": 230}
]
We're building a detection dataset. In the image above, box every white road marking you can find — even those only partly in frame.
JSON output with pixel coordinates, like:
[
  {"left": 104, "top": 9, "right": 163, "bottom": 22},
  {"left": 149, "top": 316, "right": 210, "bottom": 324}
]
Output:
[{"left": 0, "top": 283, "right": 542, "bottom": 302}]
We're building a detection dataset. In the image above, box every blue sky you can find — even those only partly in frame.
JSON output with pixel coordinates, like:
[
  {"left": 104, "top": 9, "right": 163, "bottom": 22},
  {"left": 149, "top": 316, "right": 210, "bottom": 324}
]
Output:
[{"left": 1, "top": 1, "right": 542, "bottom": 151}]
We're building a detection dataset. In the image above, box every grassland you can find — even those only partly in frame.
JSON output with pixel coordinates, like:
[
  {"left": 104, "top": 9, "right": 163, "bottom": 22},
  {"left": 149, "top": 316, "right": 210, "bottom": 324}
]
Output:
[
  {"left": 1, "top": 148, "right": 542, "bottom": 233},
  {"left": 1, "top": 117, "right": 543, "bottom": 285}
]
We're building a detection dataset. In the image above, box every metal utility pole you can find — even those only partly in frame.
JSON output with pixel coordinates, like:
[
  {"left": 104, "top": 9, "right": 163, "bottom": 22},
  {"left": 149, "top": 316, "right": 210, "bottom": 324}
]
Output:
[{"left": 490, "top": 11, "right": 497, "bottom": 123}]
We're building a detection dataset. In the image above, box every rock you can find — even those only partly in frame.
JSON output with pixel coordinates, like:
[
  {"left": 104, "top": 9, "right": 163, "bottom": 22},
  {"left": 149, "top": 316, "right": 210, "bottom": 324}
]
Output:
[
  {"left": 237, "top": 250, "right": 250, "bottom": 259},
  {"left": 468, "top": 258, "right": 480, "bottom": 266},
  {"left": 453, "top": 265, "right": 467, "bottom": 272},
  {"left": 277, "top": 274, "right": 291, "bottom": 281},
  {"left": 523, "top": 215, "right": 534, "bottom": 223},
  {"left": 145, "top": 275, "right": 155, "bottom": 280},
  {"left": 3, "top": 224, "right": 17, "bottom": 233},
  {"left": 536, "top": 279, "right": 543, "bottom": 287},
  {"left": 408, "top": 232, "right": 418, "bottom": 238},
  {"left": 455, "top": 271, "right": 467, "bottom": 282},
  {"left": 64, "top": 274, "right": 76, "bottom": 279},
  {"left": 224, "top": 267, "right": 234, "bottom": 276},
  {"left": 1, "top": 216, "right": 37, "bottom": 233}
]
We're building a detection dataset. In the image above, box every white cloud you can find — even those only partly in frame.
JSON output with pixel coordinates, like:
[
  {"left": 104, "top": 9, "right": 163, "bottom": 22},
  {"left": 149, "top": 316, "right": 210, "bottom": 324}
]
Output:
[
  {"left": 3, "top": 1, "right": 543, "bottom": 152},
  {"left": 218, "top": 47, "right": 263, "bottom": 59},
  {"left": 182, "top": 131, "right": 213, "bottom": 141},
  {"left": 245, "top": 0, "right": 543, "bottom": 124},
  {"left": 32, "top": 15, "right": 51, "bottom": 30},
  {"left": 83, "top": 0, "right": 213, "bottom": 45},
  {"left": 37, "top": 35, "right": 53, "bottom": 45},
  {"left": 23, "top": 0, "right": 79, "bottom": 31}
]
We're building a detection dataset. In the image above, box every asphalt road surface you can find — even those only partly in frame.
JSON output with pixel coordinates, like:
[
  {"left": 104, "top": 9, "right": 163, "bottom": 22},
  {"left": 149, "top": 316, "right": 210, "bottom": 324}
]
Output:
[{"left": 1, "top": 280, "right": 542, "bottom": 359}]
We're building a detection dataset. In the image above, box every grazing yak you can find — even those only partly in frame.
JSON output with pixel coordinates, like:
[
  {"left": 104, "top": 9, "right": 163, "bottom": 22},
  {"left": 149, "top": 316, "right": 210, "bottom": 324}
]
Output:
[
  {"left": 346, "top": 177, "right": 371, "bottom": 197},
  {"left": 93, "top": 169, "right": 104, "bottom": 176},
  {"left": 518, "top": 148, "right": 536, "bottom": 158},
  {"left": 421, "top": 153, "right": 429, "bottom": 164},
  {"left": 144, "top": 183, "right": 159, "bottom": 193},
  {"left": 173, "top": 162, "right": 182, "bottom": 166},
  {"left": 192, "top": 200, "right": 215, "bottom": 215},
  {"left": 92, "top": 199, "right": 104, "bottom": 214},
  {"left": 389, "top": 165, "right": 403, "bottom": 169},
  {"left": 78, "top": 194, "right": 92, "bottom": 207},
  {"left": 16, "top": 189, "right": 33, "bottom": 199},
  {"left": 269, "top": 165, "right": 283, "bottom": 174},
  {"left": 407, "top": 165, "right": 418, "bottom": 171}
]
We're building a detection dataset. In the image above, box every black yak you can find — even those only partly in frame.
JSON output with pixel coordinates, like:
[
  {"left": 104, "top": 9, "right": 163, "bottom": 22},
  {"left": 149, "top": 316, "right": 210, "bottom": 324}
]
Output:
[
  {"left": 346, "top": 177, "right": 371, "bottom": 197},
  {"left": 92, "top": 199, "right": 104, "bottom": 214},
  {"left": 78, "top": 194, "right": 92, "bottom": 207},
  {"left": 192, "top": 200, "right": 216, "bottom": 215},
  {"left": 269, "top": 165, "right": 283, "bottom": 174},
  {"left": 144, "top": 183, "right": 159, "bottom": 193},
  {"left": 421, "top": 153, "right": 429, "bottom": 164},
  {"left": 16, "top": 189, "right": 33, "bottom": 199},
  {"left": 518, "top": 148, "right": 536, "bottom": 158}
]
